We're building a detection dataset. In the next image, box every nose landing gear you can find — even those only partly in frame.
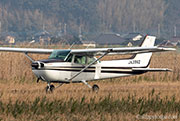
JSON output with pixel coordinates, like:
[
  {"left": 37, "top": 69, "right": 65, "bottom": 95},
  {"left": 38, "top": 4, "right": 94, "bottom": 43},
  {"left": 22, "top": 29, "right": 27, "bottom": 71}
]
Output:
[
  {"left": 45, "top": 83, "right": 63, "bottom": 93},
  {"left": 45, "top": 84, "right": 55, "bottom": 93}
]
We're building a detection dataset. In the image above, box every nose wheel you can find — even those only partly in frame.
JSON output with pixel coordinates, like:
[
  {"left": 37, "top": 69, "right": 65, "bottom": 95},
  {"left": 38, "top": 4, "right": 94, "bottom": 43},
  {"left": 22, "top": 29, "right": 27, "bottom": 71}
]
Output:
[
  {"left": 45, "top": 83, "right": 63, "bottom": 93},
  {"left": 45, "top": 84, "right": 55, "bottom": 93}
]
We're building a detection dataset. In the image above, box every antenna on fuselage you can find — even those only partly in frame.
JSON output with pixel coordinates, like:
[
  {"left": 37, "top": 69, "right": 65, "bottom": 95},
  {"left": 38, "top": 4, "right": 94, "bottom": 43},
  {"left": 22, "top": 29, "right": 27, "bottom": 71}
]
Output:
[
  {"left": 69, "top": 42, "right": 75, "bottom": 49},
  {"left": 86, "top": 43, "right": 92, "bottom": 49}
]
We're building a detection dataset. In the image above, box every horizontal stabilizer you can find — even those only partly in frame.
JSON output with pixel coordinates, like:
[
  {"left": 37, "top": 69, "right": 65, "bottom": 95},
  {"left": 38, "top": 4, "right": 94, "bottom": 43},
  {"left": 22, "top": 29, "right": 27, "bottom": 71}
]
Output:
[{"left": 132, "top": 68, "right": 172, "bottom": 72}]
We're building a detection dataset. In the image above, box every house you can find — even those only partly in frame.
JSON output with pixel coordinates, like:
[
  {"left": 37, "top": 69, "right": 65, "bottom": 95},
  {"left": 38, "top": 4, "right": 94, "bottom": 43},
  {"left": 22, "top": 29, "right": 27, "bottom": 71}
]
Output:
[
  {"left": 127, "top": 42, "right": 133, "bottom": 47},
  {"left": 169, "top": 36, "right": 180, "bottom": 45},
  {"left": 123, "top": 33, "right": 143, "bottom": 41},
  {"left": 33, "top": 30, "right": 52, "bottom": 44},
  {"left": 158, "top": 40, "right": 175, "bottom": 47},
  {"left": 81, "top": 41, "right": 96, "bottom": 47},
  {"left": 5, "top": 36, "right": 15, "bottom": 44},
  {"left": 0, "top": 32, "right": 17, "bottom": 45},
  {"left": 94, "top": 33, "right": 126, "bottom": 45},
  {"left": 159, "top": 36, "right": 180, "bottom": 47}
]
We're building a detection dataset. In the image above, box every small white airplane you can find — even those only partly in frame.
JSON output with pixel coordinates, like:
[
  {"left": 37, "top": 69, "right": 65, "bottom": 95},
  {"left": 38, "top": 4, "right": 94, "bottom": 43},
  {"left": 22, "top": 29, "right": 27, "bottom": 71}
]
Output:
[{"left": 0, "top": 35, "right": 176, "bottom": 92}]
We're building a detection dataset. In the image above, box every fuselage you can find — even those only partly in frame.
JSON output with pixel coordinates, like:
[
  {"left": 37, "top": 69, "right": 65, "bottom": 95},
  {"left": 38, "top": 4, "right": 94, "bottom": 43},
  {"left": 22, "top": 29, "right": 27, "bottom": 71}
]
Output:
[
  {"left": 31, "top": 49, "right": 151, "bottom": 83},
  {"left": 32, "top": 58, "right": 146, "bottom": 83}
]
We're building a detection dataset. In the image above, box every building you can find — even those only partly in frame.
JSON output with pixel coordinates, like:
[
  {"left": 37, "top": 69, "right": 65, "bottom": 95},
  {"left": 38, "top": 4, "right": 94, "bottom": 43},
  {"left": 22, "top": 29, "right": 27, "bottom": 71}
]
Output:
[
  {"left": 0, "top": 32, "right": 17, "bottom": 45},
  {"left": 169, "top": 36, "right": 180, "bottom": 45},
  {"left": 123, "top": 33, "right": 143, "bottom": 41},
  {"left": 81, "top": 41, "right": 96, "bottom": 47},
  {"left": 94, "top": 33, "right": 126, "bottom": 45},
  {"left": 158, "top": 40, "right": 175, "bottom": 47},
  {"left": 159, "top": 36, "right": 180, "bottom": 47},
  {"left": 5, "top": 36, "right": 15, "bottom": 44},
  {"left": 33, "top": 30, "right": 52, "bottom": 44}
]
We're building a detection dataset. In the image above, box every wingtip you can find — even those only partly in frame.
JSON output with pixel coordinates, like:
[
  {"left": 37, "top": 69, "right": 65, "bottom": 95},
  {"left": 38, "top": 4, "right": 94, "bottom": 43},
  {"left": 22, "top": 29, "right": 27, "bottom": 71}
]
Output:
[
  {"left": 158, "top": 47, "right": 176, "bottom": 51},
  {"left": 167, "top": 69, "right": 173, "bottom": 72},
  {"left": 164, "top": 48, "right": 176, "bottom": 51}
]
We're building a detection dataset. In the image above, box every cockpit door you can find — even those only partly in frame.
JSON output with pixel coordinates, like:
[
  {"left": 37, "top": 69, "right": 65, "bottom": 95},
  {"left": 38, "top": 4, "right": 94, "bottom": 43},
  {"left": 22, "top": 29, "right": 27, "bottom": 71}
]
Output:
[{"left": 71, "top": 55, "right": 96, "bottom": 81}]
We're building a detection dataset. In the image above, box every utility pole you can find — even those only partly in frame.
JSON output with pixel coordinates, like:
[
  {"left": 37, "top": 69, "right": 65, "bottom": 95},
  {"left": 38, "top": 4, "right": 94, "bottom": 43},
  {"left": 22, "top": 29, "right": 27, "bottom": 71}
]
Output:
[
  {"left": 41, "top": 11, "right": 44, "bottom": 31},
  {"left": 133, "top": 22, "right": 136, "bottom": 33},
  {"left": 174, "top": 25, "right": 177, "bottom": 37},
  {"left": 0, "top": 21, "right": 1, "bottom": 39},
  {"left": 79, "top": 25, "right": 82, "bottom": 41},
  {"left": 158, "top": 24, "right": 161, "bottom": 37},
  {"left": 64, "top": 23, "right": 67, "bottom": 35},
  {"left": 43, "top": 23, "right": 45, "bottom": 31},
  {"left": 59, "top": 22, "right": 62, "bottom": 33},
  {"left": 0, "top": 21, "right": 1, "bottom": 34}
]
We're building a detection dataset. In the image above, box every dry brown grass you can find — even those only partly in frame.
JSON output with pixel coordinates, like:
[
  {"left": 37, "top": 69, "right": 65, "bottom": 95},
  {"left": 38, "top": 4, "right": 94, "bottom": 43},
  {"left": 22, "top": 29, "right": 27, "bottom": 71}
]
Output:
[
  {"left": 0, "top": 81, "right": 180, "bottom": 121},
  {"left": 1, "top": 81, "right": 180, "bottom": 102}
]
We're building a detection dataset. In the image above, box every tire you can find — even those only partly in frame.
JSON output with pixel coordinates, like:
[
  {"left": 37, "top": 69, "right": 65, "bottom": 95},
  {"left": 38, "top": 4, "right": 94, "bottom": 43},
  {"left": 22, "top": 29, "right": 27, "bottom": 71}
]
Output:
[
  {"left": 50, "top": 84, "right": 55, "bottom": 92},
  {"left": 45, "top": 86, "right": 49, "bottom": 93},
  {"left": 92, "top": 84, "right": 99, "bottom": 92}
]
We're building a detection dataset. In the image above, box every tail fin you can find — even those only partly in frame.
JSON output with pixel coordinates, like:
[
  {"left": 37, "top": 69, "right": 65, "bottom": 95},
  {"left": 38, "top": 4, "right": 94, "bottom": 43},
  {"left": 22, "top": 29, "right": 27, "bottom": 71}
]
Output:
[
  {"left": 133, "top": 35, "right": 156, "bottom": 67},
  {"left": 140, "top": 35, "right": 156, "bottom": 47}
]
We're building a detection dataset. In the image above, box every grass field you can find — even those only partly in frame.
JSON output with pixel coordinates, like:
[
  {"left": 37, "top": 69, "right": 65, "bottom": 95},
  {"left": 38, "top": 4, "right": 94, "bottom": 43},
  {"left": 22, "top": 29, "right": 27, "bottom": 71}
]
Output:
[{"left": 0, "top": 50, "right": 179, "bottom": 120}]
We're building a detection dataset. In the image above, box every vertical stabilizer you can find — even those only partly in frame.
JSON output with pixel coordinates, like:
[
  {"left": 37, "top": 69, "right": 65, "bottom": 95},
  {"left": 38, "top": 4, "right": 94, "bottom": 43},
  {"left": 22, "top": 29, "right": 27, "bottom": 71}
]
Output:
[
  {"left": 133, "top": 35, "right": 156, "bottom": 67},
  {"left": 140, "top": 35, "right": 156, "bottom": 47}
]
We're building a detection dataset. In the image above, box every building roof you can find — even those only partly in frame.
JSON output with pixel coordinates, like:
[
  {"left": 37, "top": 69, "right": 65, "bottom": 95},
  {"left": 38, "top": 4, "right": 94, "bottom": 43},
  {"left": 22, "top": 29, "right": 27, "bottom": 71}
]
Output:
[
  {"left": 94, "top": 33, "right": 126, "bottom": 45},
  {"left": 34, "top": 30, "right": 51, "bottom": 37},
  {"left": 123, "top": 33, "right": 143, "bottom": 40},
  {"left": 169, "top": 36, "right": 180, "bottom": 43},
  {"left": 81, "top": 41, "right": 96, "bottom": 44},
  {"left": 158, "top": 40, "right": 176, "bottom": 47}
]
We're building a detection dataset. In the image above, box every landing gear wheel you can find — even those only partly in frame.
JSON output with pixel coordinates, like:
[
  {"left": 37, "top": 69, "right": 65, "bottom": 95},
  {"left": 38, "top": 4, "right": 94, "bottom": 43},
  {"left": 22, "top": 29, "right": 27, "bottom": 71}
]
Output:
[
  {"left": 92, "top": 84, "right": 99, "bottom": 92},
  {"left": 45, "top": 84, "right": 55, "bottom": 93},
  {"left": 50, "top": 85, "right": 55, "bottom": 92}
]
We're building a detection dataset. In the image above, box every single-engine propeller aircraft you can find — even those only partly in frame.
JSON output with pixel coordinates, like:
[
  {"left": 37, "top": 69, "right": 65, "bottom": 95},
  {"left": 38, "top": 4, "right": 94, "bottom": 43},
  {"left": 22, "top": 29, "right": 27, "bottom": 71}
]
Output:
[{"left": 0, "top": 35, "right": 176, "bottom": 92}]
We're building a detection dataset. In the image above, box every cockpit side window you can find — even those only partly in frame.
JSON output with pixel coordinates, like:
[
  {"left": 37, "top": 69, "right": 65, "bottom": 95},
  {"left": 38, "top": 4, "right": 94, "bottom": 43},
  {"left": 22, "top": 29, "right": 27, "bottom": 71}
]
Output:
[{"left": 74, "top": 55, "right": 86, "bottom": 65}]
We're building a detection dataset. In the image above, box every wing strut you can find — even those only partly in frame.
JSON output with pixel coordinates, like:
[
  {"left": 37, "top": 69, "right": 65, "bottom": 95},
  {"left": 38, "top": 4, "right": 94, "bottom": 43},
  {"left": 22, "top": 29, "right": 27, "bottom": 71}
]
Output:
[
  {"left": 67, "top": 49, "right": 112, "bottom": 82},
  {"left": 24, "top": 53, "right": 35, "bottom": 62}
]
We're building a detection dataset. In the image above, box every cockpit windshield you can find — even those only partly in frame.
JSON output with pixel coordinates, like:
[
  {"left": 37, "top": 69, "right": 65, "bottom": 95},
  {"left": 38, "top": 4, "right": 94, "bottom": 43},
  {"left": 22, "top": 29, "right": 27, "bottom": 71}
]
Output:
[{"left": 48, "top": 50, "right": 71, "bottom": 60}]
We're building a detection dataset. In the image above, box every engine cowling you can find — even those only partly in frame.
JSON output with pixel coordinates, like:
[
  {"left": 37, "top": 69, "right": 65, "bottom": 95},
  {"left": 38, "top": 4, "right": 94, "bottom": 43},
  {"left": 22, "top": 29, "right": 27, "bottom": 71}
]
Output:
[{"left": 31, "top": 61, "right": 44, "bottom": 69}]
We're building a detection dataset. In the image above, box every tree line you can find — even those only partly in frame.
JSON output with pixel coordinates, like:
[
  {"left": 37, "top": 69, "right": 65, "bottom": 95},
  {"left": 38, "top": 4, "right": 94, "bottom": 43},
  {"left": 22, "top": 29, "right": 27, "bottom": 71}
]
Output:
[{"left": 0, "top": 0, "right": 178, "bottom": 38}]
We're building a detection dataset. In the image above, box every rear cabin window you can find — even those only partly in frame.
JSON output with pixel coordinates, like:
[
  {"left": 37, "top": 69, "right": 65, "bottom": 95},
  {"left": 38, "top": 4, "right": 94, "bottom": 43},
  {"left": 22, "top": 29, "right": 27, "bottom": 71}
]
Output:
[{"left": 49, "top": 50, "right": 70, "bottom": 60}]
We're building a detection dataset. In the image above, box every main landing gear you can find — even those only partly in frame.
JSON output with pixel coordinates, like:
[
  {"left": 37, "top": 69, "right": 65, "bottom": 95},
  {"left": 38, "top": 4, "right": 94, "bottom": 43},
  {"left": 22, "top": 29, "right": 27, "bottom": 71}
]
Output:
[
  {"left": 92, "top": 84, "right": 99, "bottom": 92},
  {"left": 82, "top": 80, "right": 99, "bottom": 92},
  {"left": 45, "top": 83, "right": 63, "bottom": 93}
]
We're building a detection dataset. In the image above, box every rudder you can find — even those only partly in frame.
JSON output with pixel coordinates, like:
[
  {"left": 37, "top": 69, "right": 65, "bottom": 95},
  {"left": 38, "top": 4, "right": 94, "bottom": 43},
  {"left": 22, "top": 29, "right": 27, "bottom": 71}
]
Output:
[{"left": 133, "top": 35, "right": 156, "bottom": 67}]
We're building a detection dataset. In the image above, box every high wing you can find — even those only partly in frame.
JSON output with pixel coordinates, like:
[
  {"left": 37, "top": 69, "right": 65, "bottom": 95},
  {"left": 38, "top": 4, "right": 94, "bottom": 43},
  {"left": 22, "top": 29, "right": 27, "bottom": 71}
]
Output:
[
  {"left": 0, "top": 46, "right": 175, "bottom": 55},
  {"left": 132, "top": 68, "right": 172, "bottom": 72},
  {"left": 71, "top": 46, "right": 175, "bottom": 56},
  {"left": 0, "top": 47, "right": 53, "bottom": 54}
]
